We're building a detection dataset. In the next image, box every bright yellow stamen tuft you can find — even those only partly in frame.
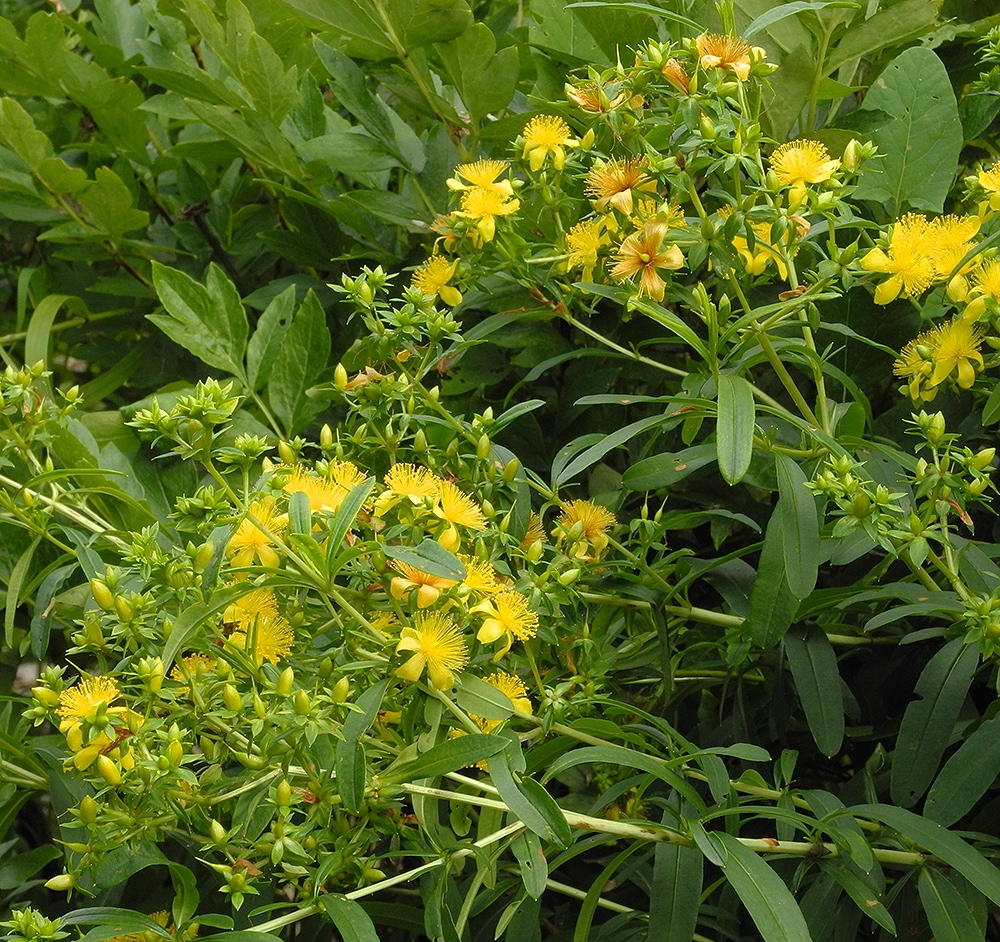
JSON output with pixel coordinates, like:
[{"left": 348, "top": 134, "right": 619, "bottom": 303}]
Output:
[{"left": 395, "top": 613, "right": 469, "bottom": 690}]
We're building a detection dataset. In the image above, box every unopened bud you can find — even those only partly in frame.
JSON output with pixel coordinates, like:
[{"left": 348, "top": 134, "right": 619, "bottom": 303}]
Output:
[
  {"left": 293, "top": 689, "right": 311, "bottom": 715},
  {"left": 276, "top": 666, "right": 295, "bottom": 697},
  {"left": 97, "top": 755, "right": 122, "bottom": 786},
  {"left": 79, "top": 794, "right": 97, "bottom": 825},
  {"left": 334, "top": 364, "right": 349, "bottom": 391},
  {"left": 276, "top": 779, "right": 292, "bottom": 807},
  {"left": 223, "top": 684, "right": 241, "bottom": 712},
  {"left": 332, "top": 676, "right": 350, "bottom": 703},
  {"left": 558, "top": 568, "right": 581, "bottom": 586},
  {"left": 45, "top": 873, "right": 76, "bottom": 892},
  {"left": 90, "top": 579, "right": 114, "bottom": 611},
  {"left": 278, "top": 441, "right": 296, "bottom": 465},
  {"left": 210, "top": 819, "right": 227, "bottom": 844},
  {"left": 477, "top": 434, "right": 491, "bottom": 460}
]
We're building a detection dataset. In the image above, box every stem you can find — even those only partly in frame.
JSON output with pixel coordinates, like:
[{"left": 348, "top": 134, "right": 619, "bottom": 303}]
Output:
[{"left": 561, "top": 311, "right": 689, "bottom": 379}]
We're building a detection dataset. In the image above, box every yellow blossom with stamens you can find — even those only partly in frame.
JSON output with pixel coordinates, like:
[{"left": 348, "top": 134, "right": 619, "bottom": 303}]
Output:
[
  {"left": 860, "top": 213, "right": 936, "bottom": 305},
  {"left": 555, "top": 500, "right": 617, "bottom": 560},
  {"left": 457, "top": 186, "right": 520, "bottom": 243},
  {"left": 565, "top": 218, "right": 610, "bottom": 282},
  {"left": 769, "top": 140, "right": 840, "bottom": 208},
  {"left": 978, "top": 160, "right": 1000, "bottom": 214},
  {"left": 411, "top": 256, "right": 463, "bottom": 307},
  {"left": 169, "top": 653, "right": 217, "bottom": 682},
  {"left": 522, "top": 513, "right": 546, "bottom": 549},
  {"left": 566, "top": 80, "right": 628, "bottom": 112},
  {"left": 585, "top": 157, "right": 656, "bottom": 216},
  {"left": 57, "top": 676, "right": 135, "bottom": 771},
  {"left": 928, "top": 214, "right": 981, "bottom": 301},
  {"left": 227, "top": 498, "right": 287, "bottom": 569},
  {"left": 473, "top": 588, "right": 539, "bottom": 658},
  {"left": 283, "top": 465, "right": 344, "bottom": 514},
  {"left": 458, "top": 554, "right": 502, "bottom": 595},
  {"left": 965, "top": 259, "right": 1000, "bottom": 320},
  {"left": 375, "top": 463, "right": 443, "bottom": 517},
  {"left": 225, "top": 587, "right": 280, "bottom": 629},
  {"left": 395, "top": 613, "right": 469, "bottom": 690},
  {"left": 696, "top": 33, "right": 760, "bottom": 81},
  {"left": 390, "top": 561, "right": 457, "bottom": 609},
  {"left": 894, "top": 319, "right": 985, "bottom": 401},
  {"left": 447, "top": 159, "right": 514, "bottom": 197},
  {"left": 522, "top": 115, "right": 578, "bottom": 171},
  {"left": 610, "top": 220, "right": 684, "bottom": 303},
  {"left": 228, "top": 614, "right": 294, "bottom": 665},
  {"left": 435, "top": 479, "right": 487, "bottom": 551}
]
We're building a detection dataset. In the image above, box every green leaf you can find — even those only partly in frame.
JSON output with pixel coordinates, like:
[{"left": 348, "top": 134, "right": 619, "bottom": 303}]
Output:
[
  {"left": 246, "top": 286, "right": 295, "bottom": 392},
  {"left": 335, "top": 679, "right": 388, "bottom": 814},
  {"left": 555, "top": 413, "right": 675, "bottom": 488},
  {"left": 381, "top": 733, "right": 507, "bottom": 784},
  {"left": 716, "top": 374, "right": 755, "bottom": 485},
  {"left": 851, "top": 46, "right": 963, "bottom": 214},
  {"left": 318, "top": 895, "right": 380, "bottom": 942},
  {"left": 917, "top": 867, "right": 984, "bottom": 942},
  {"left": 925, "top": 715, "right": 1000, "bottom": 827},
  {"left": 267, "top": 290, "right": 331, "bottom": 435},
  {"left": 819, "top": 860, "right": 895, "bottom": 933},
  {"left": 4, "top": 535, "right": 39, "bottom": 650},
  {"left": 744, "top": 1, "right": 859, "bottom": 38},
  {"left": 745, "top": 514, "right": 800, "bottom": 647},
  {"left": 0, "top": 844, "right": 61, "bottom": 889},
  {"left": 184, "top": 100, "right": 300, "bottom": 177},
  {"left": 527, "top": 0, "right": 605, "bottom": 62},
  {"left": 715, "top": 833, "right": 812, "bottom": 942},
  {"left": 649, "top": 827, "right": 702, "bottom": 942},
  {"left": 983, "top": 382, "right": 1000, "bottom": 425},
  {"left": 327, "top": 479, "right": 375, "bottom": 567},
  {"left": 851, "top": 803, "right": 1000, "bottom": 907},
  {"left": 488, "top": 750, "right": 571, "bottom": 846},
  {"left": 281, "top": 1, "right": 394, "bottom": 58},
  {"left": 785, "top": 625, "right": 843, "bottom": 757},
  {"left": 62, "top": 908, "right": 172, "bottom": 939},
  {"left": 381, "top": 539, "right": 466, "bottom": 582},
  {"left": 826, "top": 0, "right": 938, "bottom": 73},
  {"left": 775, "top": 454, "right": 819, "bottom": 600},
  {"left": 161, "top": 582, "right": 255, "bottom": 671},
  {"left": 75, "top": 166, "right": 149, "bottom": 240},
  {"left": 0, "top": 97, "right": 53, "bottom": 170},
  {"left": 149, "top": 262, "right": 248, "bottom": 377},
  {"left": 891, "top": 638, "right": 979, "bottom": 808},
  {"left": 435, "top": 24, "right": 518, "bottom": 123},
  {"left": 622, "top": 443, "right": 717, "bottom": 491},
  {"left": 511, "top": 831, "right": 547, "bottom": 900},
  {"left": 453, "top": 673, "right": 515, "bottom": 722}
]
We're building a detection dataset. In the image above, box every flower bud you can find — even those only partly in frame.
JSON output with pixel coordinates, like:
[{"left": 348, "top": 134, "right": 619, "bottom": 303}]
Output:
[
  {"left": 168, "top": 740, "right": 184, "bottom": 766},
  {"left": 972, "top": 448, "right": 996, "bottom": 472},
  {"left": 276, "top": 779, "right": 292, "bottom": 808},
  {"left": 278, "top": 441, "right": 296, "bottom": 465},
  {"left": 332, "top": 676, "right": 350, "bottom": 703},
  {"left": 32, "top": 686, "right": 60, "bottom": 707},
  {"left": 334, "top": 364, "right": 349, "bottom": 391},
  {"left": 45, "top": 873, "right": 76, "bottom": 892},
  {"left": 90, "top": 579, "right": 114, "bottom": 611},
  {"left": 96, "top": 755, "right": 122, "bottom": 786},
  {"left": 276, "top": 666, "right": 295, "bottom": 697},
  {"left": 477, "top": 434, "right": 491, "bottom": 460},
  {"left": 502, "top": 458, "right": 520, "bottom": 482},
  {"left": 79, "top": 794, "right": 97, "bottom": 825},
  {"left": 294, "top": 690, "right": 311, "bottom": 715},
  {"left": 558, "top": 568, "right": 581, "bottom": 586},
  {"left": 526, "top": 539, "right": 544, "bottom": 564},
  {"left": 413, "top": 429, "right": 428, "bottom": 452},
  {"left": 320, "top": 423, "right": 334, "bottom": 450},
  {"left": 223, "top": 684, "right": 241, "bottom": 712},
  {"left": 210, "top": 819, "right": 227, "bottom": 844},
  {"left": 114, "top": 595, "right": 134, "bottom": 623}
]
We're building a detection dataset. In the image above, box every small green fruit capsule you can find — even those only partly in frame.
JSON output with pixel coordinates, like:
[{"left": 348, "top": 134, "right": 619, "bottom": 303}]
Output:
[
  {"left": 477, "top": 434, "right": 491, "bottom": 460},
  {"left": 90, "top": 579, "right": 114, "bottom": 611},
  {"left": 276, "top": 779, "right": 292, "bottom": 807},
  {"left": 332, "top": 676, "right": 350, "bottom": 703},
  {"left": 79, "top": 794, "right": 97, "bottom": 825},
  {"left": 558, "top": 568, "right": 581, "bottom": 586},
  {"left": 223, "top": 683, "right": 241, "bottom": 712},
  {"left": 502, "top": 458, "right": 520, "bottom": 482},
  {"left": 278, "top": 441, "right": 295, "bottom": 465},
  {"left": 45, "top": 873, "right": 76, "bottom": 892},
  {"left": 210, "top": 819, "right": 227, "bottom": 844},
  {"left": 276, "top": 667, "right": 295, "bottom": 697},
  {"left": 97, "top": 755, "right": 122, "bottom": 786},
  {"left": 294, "top": 690, "right": 311, "bottom": 715}
]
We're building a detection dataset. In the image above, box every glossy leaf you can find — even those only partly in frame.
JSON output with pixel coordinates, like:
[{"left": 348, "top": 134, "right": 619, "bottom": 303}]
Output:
[
  {"left": 924, "top": 713, "right": 1000, "bottom": 826},
  {"left": 918, "top": 867, "right": 983, "bottom": 942},
  {"left": 775, "top": 454, "right": 819, "bottom": 600},
  {"left": 716, "top": 373, "right": 755, "bottom": 485},
  {"left": 785, "top": 625, "right": 844, "bottom": 757}
]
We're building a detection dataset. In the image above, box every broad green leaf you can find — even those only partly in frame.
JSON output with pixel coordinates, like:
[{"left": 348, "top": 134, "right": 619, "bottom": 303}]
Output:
[
  {"left": 983, "top": 382, "right": 1000, "bottom": 425},
  {"left": 649, "top": 827, "right": 702, "bottom": 942},
  {"left": 744, "top": 1, "right": 860, "bottom": 38},
  {"left": 319, "top": 895, "right": 380, "bottom": 942},
  {"left": 62, "top": 907, "right": 172, "bottom": 939},
  {"left": 454, "top": 673, "right": 515, "bottom": 722},
  {"left": 775, "top": 454, "right": 819, "bottom": 600},
  {"left": 890, "top": 638, "right": 979, "bottom": 808},
  {"left": 246, "top": 286, "right": 295, "bottom": 391},
  {"left": 917, "top": 868, "right": 984, "bottom": 942},
  {"left": 75, "top": 166, "right": 149, "bottom": 240},
  {"left": 149, "top": 262, "right": 248, "bottom": 377},
  {"left": 335, "top": 679, "right": 388, "bottom": 813},
  {"left": 184, "top": 100, "right": 300, "bottom": 178},
  {"left": 279, "top": 1, "right": 394, "bottom": 58},
  {"left": 851, "top": 47, "right": 963, "bottom": 214},
  {"left": 434, "top": 23, "right": 519, "bottom": 123},
  {"left": 716, "top": 373, "right": 755, "bottom": 485},
  {"left": 327, "top": 479, "right": 375, "bottom": 567},
  {"left": 527, "top": 0, "right": 605, "bottom": 62},
  {"left": 488, "top": 750, "right": 571, "bottom": 846},
  {"left": 381, "top": 539, "right": 466, "bottom": 582},
  {"left": 622, "top": 443, "right": 717, "bottom": 491},
  {"left": 511, "top": 831, "right": 547, "bottom": 900},
  {"left": 0, "top": 97, "right": 53, "bottom": 170},
  {"left": 826, "top": 0, "right": 938, "bottom": 73},
  {"left": 715, "top": 833, "right": 812, "bottom": 942},
  {"left": 381, "top": 733, "right": 506, "bottom": 784},
  {"left": 785, "top": 625, "right": 844, "bottom": 757},
  {"left": 850, "top": 804, "right": 1000, "bottom": 907},
  {"left": 555, "top": 413, "right": 674, "bottom": 488},
  {"left": 398, "top": 0, "right": 473, "bottom": 48},
  {"left": 267, "top": 290, "right": 331, "bottom": 435},
  {"left": 238, "top": 28, "right": 298, "bottom": 125},
  {"left": 0, "top": 844, "right": 61, "bottom": 890},
  {"left": 746, "top": 514, "right": 800, "bottom": 647},
  {"left": 924, "top": 713, "right": 1000, "bottom": 827}
]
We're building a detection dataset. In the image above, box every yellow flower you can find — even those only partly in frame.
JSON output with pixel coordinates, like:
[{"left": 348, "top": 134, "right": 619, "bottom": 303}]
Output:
[
  {"left": 435, "top": 480, "right": 487, "bottom": 551},
  {"left": 769, "top": 139, "right": 840, "bottom": 208},
  {"left": 894, "top": 319, "right": 985, "bottom": 401},
  {"left": 928, "top": 214, "right": 981, "bottom": 301},
  {"left": 457, "top": 186, "right": 520, "bottom": 243},
  {"left": 565, "top": 218, "right": 610, "bottom": 282},
  {"left": 555, "top": 499, "right": 617, "bottom": 560},
  {"left": 860, "top": 214, "right": 937, "bottom": 305},
  {"left": 390, "top": 560, "right": 457, "bottom": 609},
  {"left": 469, "top": 671, "right": 532, "bottom": 733},
  {"left": 585, "top": 157, "right": 656, "bottom": 216},
  {"left": 57, "top": 675, "right": 122, "bottom": 725},
  {"left": 447, "top": 159, "right": 513, "bottom": 197},
  {"left": 224, "top": 586, "right": 280, "bottom": 628},
  {"left": 566, "top": 80, "right": 628, "bottom": 112},
  {"left": 431, "top": 213, "right": 463, "bottom": 253},
  {"left": 57, "top": 676, "right": 135, "bottom": 771},
  {"left": 978, "top": 160, "right": 1000, "bottom": 213},
  {"left": 375, "top": 463, "right": 443, "bottom": 516},
  {"left": 228, "top": 614, "right": 294, "bottom": 665},
  {"left": 696, "top": 33, "right": 760, "bottom": 82},
  {"left": 521, "top": 513, "right": 546, "bottom": 549},
  {"left": 395, "top": 613, "right": 469, "bottom": 690},
  {"left": 522, "top": 115, "right": 578, "bottom": 171},
  {"left": 610, "top": 220, "right": 684, "bottom": 303},
  {"left": 473, "top": 588, "right": 539, "bottom": 658},
  {"left": 282, "top": 465, "right": 345, "bottom": 514},
  {"left": 170, "top": 653, "right": 218, "bottom": 682},
  {"left": 965, "top": 259, "right": 1000, "bottom": 320},
  {"left": 458, "top": 554, "right": 502, "bottom": 595},
  {"left": 227, "top": 498, "right": 287, "bottom": 569},
  {"left": 411, "top": 256, "right": 463, "bottom": 307}
]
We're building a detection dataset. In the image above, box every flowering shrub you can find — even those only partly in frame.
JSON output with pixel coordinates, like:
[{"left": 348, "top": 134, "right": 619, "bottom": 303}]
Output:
[{"left": 3, "top": 3, "right": 1000, "bottom": 942}]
